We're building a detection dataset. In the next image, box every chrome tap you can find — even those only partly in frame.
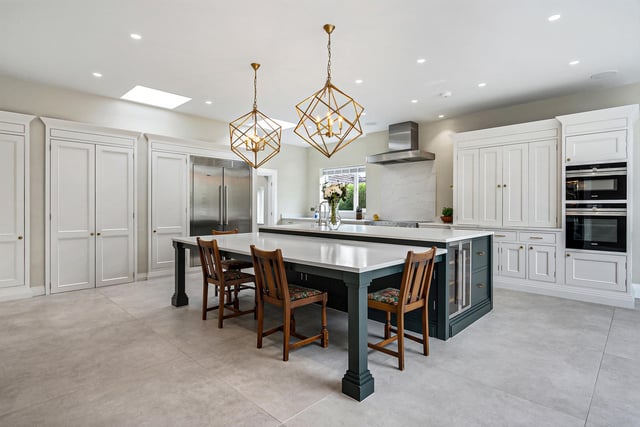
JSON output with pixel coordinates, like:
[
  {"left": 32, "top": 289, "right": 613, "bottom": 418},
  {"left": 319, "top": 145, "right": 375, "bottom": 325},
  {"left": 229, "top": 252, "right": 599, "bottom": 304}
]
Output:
[{"left": 317, "top": 201, "right": 329, "bottom": 226}]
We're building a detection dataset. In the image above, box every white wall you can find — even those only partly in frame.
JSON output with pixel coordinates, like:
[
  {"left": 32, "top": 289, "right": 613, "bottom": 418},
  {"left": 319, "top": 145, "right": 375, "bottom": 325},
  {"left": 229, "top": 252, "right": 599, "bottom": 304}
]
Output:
[{"left": 0, "top": 74, "right": 308, "bottom": 288}]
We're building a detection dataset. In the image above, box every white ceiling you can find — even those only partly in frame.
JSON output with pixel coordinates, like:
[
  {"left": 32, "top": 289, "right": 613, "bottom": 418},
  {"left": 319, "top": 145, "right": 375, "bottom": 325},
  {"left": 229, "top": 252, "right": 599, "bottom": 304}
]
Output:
[{"left": 1, "top": 0, "right": 639, "bottom": 144}]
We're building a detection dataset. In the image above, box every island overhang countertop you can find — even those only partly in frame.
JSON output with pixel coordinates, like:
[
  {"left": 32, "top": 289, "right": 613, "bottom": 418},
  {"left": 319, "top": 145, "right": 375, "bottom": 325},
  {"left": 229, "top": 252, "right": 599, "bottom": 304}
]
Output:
[{"left": 259, "top": 223, "right": 493, "bottom": 244}]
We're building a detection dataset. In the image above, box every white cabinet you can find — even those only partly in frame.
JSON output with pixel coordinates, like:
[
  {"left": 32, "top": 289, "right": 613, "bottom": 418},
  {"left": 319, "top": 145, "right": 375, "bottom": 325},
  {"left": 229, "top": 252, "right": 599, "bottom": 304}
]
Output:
[
  {"left": 50, "top": 141, "right": 135, "bottom": 293},
  {"left": 494, "top": 231, "right": 557, "bottom": 284},
  {"left": 527, "top": 245, "right": 556, "bottom": 283},
  {"left": 0, "top": 133, "right": 25, "bottom": 288},
  {"left": 477, "top": 144, "right": 529, "bottom": 227},
  {"left": 528, "top": 140, "right": 557, "bottom": 227},
  {"left": 456, "top": 149, "right": 479, "bottom": 225},
  {"left": 150, "top": 151, "right": 188, "bottom": 271},
  {"left": 498, "top": 242, "right": 526, "bottom": 279},
  {"left": 565, "top": 131, "right": 627, "bottom": 165},
  {"left": 565, "top": 251, "right": 626, "bottom": 292}
]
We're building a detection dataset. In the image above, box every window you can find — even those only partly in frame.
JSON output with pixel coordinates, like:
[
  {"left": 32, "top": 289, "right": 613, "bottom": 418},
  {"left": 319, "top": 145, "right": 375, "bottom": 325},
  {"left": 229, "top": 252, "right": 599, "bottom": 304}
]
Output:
[{"left": 320, "top": 166, "right": 366, "bottom": 212}]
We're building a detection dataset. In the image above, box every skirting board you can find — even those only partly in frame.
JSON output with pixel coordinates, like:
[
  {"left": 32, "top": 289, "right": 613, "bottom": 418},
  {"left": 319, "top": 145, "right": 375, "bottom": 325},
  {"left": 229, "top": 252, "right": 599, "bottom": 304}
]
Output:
[
  {"left": 0, "top": 286, "right": 37, "bottom": 302},
  {"left": 633, "top": 283, "right": 640, "bottom": 299},
  {"left": 495, "top": 280, "right": 636, "bottom": 308}
]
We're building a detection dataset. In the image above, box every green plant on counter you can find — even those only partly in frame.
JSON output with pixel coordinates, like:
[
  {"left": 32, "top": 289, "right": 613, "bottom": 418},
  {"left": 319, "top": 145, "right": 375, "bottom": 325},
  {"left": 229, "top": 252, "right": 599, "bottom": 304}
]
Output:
[{"left": 441, "top": 207, "right": 453, "bottom": 216}]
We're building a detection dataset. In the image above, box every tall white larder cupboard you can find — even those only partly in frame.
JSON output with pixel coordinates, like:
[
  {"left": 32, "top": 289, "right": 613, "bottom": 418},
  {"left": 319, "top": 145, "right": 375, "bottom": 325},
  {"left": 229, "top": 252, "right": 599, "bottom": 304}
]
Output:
[
  {"left": 0, "top": 112, "right": 34, "bottom": 298},
  {"left": 44, "top": 118, "right": 138, "bottom": 294}
]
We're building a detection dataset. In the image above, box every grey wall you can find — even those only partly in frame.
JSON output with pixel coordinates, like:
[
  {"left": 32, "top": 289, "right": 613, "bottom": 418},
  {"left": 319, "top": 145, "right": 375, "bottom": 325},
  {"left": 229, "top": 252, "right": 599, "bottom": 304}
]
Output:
[{"left": 0, "top": 74, "right": 308, "bottom": 289}]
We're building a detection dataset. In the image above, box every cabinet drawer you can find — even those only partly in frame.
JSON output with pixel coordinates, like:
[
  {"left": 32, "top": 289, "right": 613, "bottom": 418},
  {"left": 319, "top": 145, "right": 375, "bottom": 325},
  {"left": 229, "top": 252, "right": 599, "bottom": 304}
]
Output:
[
  {"left": 493, "top": 231, "right": 517, "bottom": 241},
  {"left": 565, "top": 251, "right": 626, "bottom": 291},
  {"left": 472, "top": 237, "right": 489, "bottom": 270},
  {"left": 471, "top": 268, "right": 490, "bottom": 306},
  {"left": 519, "top": 232, "right": 556, "bottom": 244}
]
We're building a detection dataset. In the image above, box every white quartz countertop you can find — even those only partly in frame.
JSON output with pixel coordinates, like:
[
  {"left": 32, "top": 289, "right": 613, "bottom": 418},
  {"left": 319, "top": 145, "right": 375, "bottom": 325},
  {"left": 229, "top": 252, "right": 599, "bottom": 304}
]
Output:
[
  {"left": 174, "top": 233, "right": 447, "bottom": 274},
  {"left": 259, "top": 223, "right": 493, "bottom": 243}
]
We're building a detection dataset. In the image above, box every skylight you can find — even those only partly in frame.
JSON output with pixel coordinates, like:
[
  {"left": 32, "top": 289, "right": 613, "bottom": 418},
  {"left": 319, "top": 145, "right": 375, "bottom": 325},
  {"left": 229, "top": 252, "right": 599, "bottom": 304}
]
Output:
[{"left": 120, "top": 85, "right": 191, "bottom": 109}]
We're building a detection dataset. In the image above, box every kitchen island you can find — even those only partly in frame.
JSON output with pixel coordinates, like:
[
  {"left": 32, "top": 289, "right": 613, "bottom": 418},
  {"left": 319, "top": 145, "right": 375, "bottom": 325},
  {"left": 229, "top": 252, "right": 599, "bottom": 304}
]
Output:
[{"left": 260, "top": 223, "right": 494, "bottom": 340}]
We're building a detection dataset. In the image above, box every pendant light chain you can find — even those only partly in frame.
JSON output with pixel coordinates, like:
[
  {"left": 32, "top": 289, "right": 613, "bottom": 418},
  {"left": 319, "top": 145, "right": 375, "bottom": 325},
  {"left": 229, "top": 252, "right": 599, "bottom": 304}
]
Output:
[
  {"left": 326, "top": 31, "right": 332, "bottom": 84},
  {"left": 253, "top": 67, "right": 258, "bottom": 111}
]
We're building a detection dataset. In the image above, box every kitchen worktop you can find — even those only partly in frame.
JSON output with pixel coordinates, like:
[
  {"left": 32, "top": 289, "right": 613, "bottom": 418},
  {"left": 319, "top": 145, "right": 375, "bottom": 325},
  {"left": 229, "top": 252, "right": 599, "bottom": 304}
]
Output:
[{"left": 260, "top": 223, "right": 493, "bottom": 243}]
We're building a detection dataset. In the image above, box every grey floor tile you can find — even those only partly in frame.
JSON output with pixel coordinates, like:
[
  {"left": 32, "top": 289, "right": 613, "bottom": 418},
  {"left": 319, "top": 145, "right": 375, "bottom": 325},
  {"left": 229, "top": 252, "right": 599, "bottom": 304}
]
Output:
[
  {"left": 0, "top": 357, "right": 280, "bottom": 427},
  {"left": 604, "top": 310, "right": 640, "bottom": 362},
  {"left": 586, "top": 353, "right": 640, "bottom": 427}
]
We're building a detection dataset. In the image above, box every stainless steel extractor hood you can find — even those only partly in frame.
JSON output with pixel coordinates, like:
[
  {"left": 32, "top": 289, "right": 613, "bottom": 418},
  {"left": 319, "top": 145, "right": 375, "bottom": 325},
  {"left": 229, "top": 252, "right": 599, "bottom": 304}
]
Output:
[{"left": 366, "top": 121, "right": 435, "bottom": 164}]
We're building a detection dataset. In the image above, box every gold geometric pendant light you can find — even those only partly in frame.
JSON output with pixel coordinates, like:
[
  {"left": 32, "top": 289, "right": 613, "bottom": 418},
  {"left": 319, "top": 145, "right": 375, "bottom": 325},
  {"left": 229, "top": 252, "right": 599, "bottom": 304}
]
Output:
[
  {"left": 294, "top": 24, "right": 365, "bottom": 158},
  {"left": 230, "top": 63, "right": 282, "bottom": 169}
]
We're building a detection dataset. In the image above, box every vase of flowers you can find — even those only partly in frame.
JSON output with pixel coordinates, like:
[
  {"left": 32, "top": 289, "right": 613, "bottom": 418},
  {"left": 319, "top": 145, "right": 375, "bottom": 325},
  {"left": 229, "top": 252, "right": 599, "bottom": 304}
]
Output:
[{"left": 322, "top": 182, "right": 347, "bottom": 230}]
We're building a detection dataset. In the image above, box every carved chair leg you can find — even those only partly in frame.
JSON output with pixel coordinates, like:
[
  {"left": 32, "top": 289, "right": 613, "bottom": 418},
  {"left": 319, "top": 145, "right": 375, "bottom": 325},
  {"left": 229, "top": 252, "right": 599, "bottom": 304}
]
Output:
[
  {"left": 233, "top": 284, "right": 240, "bottom": 310},
  {"left": 202, "top": 281, "right": 209, "bottom": 321},
  {"left": 397, "top": 311, "right": 405, "bottom": 371},
  {"left": 321, "top": 296, "right": 328, "bottom": 347},
  {"left": 257, "top": 298, "right": 264, "bottom": 349},
  {"left": 384, "top": 311, "right": 392, "bottom": 339},
  {"left": 283, "top": 308, "right": 291, "bottom": 361},
  {"left": 422, "top": 306, "right": 429, "bottom": 356},
  {"left": 218, "top": 285, "right": 225, "bottom": 329},
  {"left": 290, "top": 310, "right": 296, "bottom": 334}
]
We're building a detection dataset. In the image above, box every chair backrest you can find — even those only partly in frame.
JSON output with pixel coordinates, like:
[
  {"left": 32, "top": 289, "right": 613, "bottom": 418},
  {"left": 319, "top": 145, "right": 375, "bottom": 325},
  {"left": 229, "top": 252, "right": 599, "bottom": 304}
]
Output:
[
  {"left": 211, "top": 228, "right": 239, "bottom": 235},
  {"left": 399, "top": 247, "right": 437, "bottom": 306},
  {"left": 197, "top": 237, "right": 224, "bottom": 283},
  {"left": 250, "top": 245, "right": 290, "bottom": 303}
]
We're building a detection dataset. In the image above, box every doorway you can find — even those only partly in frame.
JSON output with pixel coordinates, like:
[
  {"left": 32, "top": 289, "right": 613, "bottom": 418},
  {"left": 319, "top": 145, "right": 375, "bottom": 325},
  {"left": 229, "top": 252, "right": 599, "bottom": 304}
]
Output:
[{"left": 256, "top": 169, "right": 277, "bottom": 226}]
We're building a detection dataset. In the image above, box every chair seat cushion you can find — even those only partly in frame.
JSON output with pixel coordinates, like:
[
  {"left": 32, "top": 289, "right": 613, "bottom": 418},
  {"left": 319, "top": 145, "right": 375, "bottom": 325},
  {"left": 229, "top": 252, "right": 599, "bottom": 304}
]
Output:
[
  {"left": 221, "top": 259, "right": 253, "bottom": 270},
  {"left": 223, "top": 270, "right": 254, "bottom": 282},
  {"left": 368, "top": 287, "right": 399, "bottom": 305},
  {"left": 288, "top": 284, "right": 323, "bottom": 301}
]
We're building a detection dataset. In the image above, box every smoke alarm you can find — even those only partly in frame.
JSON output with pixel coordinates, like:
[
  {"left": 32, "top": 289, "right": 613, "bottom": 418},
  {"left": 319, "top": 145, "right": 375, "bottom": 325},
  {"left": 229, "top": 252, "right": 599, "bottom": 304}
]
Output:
[{"left": 440, "top": 91, "right": 453, "bottom": 98}]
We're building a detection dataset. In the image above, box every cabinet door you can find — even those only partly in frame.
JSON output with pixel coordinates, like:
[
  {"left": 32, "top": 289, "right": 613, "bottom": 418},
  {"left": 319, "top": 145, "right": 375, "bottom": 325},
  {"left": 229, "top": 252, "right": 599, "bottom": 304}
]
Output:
[
  {"left": 565, "top": 130, "right": 627, "bottom": 165},
  {"left": 51, "top": 141, "right": 95, "bottom": 293},
  {"left": 151, "top": 151, "right": 188, "bottom": 271},
  {"left": 565, "top": 251, "right": 626, "bottom": 291},
  {"left": 96, "top": 145, "right": 134, "bottom": 287},
  {"left": 502, "top": 144, "right": 528, "bottom": 227},
  {"left": 527, "top": 245, "right": 556, "bottom": 283},
  {"left": 529, "top": 140, "right": 557, "bottom": 228},
  {"left": 0, "top": 133, "right": 24, "bottom": 288},
  {"left": 500, "top": 243, "right": 526, "bottom": 279},
  {"left": 478, "top": 148, "right": 502, "bottom": 227},
  {"left": 456, "top": 149, "right": 479, "bottom": 225}
]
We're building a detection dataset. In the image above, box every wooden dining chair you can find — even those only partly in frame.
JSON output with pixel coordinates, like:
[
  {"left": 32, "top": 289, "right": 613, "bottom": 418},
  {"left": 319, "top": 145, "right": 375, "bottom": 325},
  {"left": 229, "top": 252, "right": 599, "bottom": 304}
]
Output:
[
  {"left": 197, "top": 237, "right": 255, "bottom": 328},
  {"left": 250, "top": 245, "right": 329, "bottom": 361},
  {"left": 211, "top": 229, "right": 254, "bottom": 271},
  {"left": 367, "top": 247, "right": 437, "bottom": 370}
]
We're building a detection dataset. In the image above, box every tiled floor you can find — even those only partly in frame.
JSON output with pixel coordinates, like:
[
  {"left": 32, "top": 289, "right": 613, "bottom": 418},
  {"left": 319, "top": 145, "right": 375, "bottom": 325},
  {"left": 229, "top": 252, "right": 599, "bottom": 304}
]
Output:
[{"left": 1, "top": 274, "right": 639, "bottom": 426}]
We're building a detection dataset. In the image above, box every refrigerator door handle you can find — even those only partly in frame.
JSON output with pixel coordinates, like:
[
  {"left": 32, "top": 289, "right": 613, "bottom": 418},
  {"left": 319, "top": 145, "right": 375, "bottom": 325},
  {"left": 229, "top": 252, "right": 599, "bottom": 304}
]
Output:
[
  {"left": 218, "top": 185, "right": 223, "bottom": 229},
  {"left": 224, "top": 185, "right": 229, "bottom": 225}
]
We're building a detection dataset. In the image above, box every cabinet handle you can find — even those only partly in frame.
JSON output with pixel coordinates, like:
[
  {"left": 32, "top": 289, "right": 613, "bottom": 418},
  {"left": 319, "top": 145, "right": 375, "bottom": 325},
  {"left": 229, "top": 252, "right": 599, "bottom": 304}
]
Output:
[
  {"left": 476, "top": 283, "right": 485, "bottom": 288},
  {"left": 495, "top": 234, "right": 506, "bottom": 238},
  {"left": 566, "top": 253, "right": 571, "bottom": 257},
  {"left": 529, "top": 236, "right": 543, "bottom": 240},
  {"left": 90, "top": 232, "right": 94, "bottom": 236},
  {"left": 153, "top": 230, "right": 157, "bottom": 233},
  {"left": 519, "top": 246, "right": 524, "bottom": 249},
  {"left": 448, "top": 280, "right": 456, "bottom": 286},
  {"left": 503, "top": 184, "right": 507, "bottom": 188},
  {"left": 567, "top": 158, "right": 571, "bottom": 162},
  {"left": 18, "top": 236, "right": 23, "bottom": 240},
  {"left": 496, "top": 184, "right": 502, "bottom": 188},
  {"left": 448, "top": 260, "right": 455, "bottom": 265},
  {"left": 529, "top": 246, "right": 533, "bottom": 250},
  {"left": 97, "top": 232, "right": 101, "bottom": 236},
  {"left": 476, "top": 251, "right": 486, "bottom": 256}
]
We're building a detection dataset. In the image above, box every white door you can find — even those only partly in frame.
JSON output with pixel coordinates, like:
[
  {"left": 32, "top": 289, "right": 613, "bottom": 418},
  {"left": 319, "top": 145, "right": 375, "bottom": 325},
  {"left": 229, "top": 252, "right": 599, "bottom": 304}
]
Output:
[
  {"left": 456, "top": 149, "right": 479, "bottom": 225},
  {"left": 151, "top": 151, "right": 187, "bottom": 271},
  {"left": 565, "top": 251, "right": 626, "bottom": 291},
  {"left": 500, "top": 243, "right": 526, "bottom": 279},
  {"left": 478, "top": 147, "right": 502, "bottom": 227},
  {"left": 565, "top": 130, "right": 627, "bottom": 165},
  {"left": 529, "top": 140, "right": 557, "bottom": 228},
  {"left": 0, "top": 133, "right": 24, "bottom": 288},
  {"left": 96, "top": 145, "right": 134, "bottom": 287},
  {"left": 51, "top": 141, "right": 95, "bottom": 293},
  {"left": 527, "top": 245, "right": 556, "bottom": 283},
  {"left": 502, "top": 144, "right": 528, "bottom": 227}
]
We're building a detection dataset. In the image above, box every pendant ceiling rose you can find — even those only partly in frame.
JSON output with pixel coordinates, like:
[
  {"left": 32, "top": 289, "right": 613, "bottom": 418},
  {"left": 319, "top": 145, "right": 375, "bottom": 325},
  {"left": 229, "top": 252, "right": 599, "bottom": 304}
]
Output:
[
  {"left": 229, "top": 63, "right": 282, "bottom": 169},
  {"left": 294, "top": 24, "right": 365, "bottom": 158}
]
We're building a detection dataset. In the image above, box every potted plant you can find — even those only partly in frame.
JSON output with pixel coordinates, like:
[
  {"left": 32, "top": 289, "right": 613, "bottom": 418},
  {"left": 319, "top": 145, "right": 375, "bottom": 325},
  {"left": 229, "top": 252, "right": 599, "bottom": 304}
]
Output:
[{"left": 441, "top": 207, "right": 453, "bottom": 223}]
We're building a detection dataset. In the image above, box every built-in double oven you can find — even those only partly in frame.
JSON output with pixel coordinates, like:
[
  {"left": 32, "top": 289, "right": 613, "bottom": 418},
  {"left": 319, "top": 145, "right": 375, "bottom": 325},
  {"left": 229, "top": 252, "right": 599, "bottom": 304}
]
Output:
[{"left": 565, "top": 162, "right": 628, "bottom": 253}]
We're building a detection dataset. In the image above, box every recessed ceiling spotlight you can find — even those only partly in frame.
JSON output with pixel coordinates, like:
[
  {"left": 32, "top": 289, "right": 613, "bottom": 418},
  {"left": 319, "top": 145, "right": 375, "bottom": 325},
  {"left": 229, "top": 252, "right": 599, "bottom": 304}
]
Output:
[
  {"left": 205, "top": 100, "right": 212, "bottom": 105},
  {"left": 440, "top": 91, "right": 453, "bottom": 98},
  {"left": 416, "top": 58, "right": 426, "bottom": 64},
  {"left": 438, "top": 114, "right": 445, "bottom": 119},
  {"left": 548, "top": 14, "right": 561, "bottom": 22},
  {"left": 411, "top": 99, "right": 418, "bottom": 103},
  {"left": 355, "top": 79, "right": 363, "bottom": 84},
  {"left": 478, "top": 82, "right": 487, "bottom": 88},
  {"left": 92, "top": 72, "right": 103, "bottom": 78},
  {"left": 569, "top": 60, "right": 580, "bottom": 66},
  {"left": 130, "top": 33, "right": 142, "bottom": 40}
]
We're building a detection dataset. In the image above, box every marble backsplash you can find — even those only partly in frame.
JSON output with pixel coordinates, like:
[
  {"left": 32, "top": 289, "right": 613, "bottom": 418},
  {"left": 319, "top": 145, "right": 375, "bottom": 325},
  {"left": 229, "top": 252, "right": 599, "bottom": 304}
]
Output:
[{"left": 379, "top": 161, "right": 436, "bottom": 221}]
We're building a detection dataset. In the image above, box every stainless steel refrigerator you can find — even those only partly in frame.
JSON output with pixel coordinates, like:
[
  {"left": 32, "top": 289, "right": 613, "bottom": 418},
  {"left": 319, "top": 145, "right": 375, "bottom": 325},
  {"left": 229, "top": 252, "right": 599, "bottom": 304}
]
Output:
[{"left": 190, "top": 156, "right": 252, "bottom": 237}]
